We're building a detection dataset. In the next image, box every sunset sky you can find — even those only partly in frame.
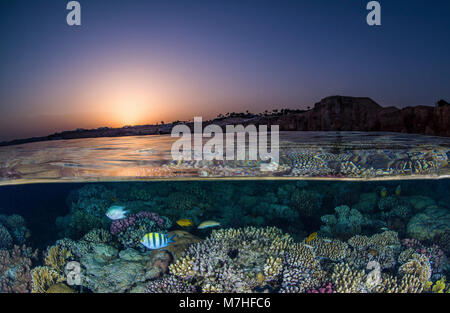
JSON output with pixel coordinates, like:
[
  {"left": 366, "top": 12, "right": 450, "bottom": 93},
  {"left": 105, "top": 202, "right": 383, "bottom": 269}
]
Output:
[{"left": 0, "top": 0, "right": 449, "bottom": 141}]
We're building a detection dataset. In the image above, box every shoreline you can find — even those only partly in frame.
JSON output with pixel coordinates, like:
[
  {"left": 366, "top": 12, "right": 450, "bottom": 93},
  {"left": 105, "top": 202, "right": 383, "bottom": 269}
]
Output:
[{"left": 1, "top": 96, "right": 449, "bottom": 146}]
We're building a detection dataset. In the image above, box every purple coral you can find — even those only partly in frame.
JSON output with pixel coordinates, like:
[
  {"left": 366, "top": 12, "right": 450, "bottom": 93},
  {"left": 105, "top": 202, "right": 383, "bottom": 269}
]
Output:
[
  {"left": 110, "top": 211, "right": 167, "bottom": 235},
  {"left": 307, "top": 282, "right": 333, "bottom": 293},
  {"left": 401, "top": 238, "right": 446, "bottom": 274},
  {"left": 135, "top": 211, "right": 167, "bottom": 228}
]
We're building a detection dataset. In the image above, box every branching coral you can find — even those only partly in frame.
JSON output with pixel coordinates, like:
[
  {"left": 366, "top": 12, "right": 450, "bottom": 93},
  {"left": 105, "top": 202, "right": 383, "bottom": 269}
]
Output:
[
  {"left": 146, "top": 275, "right": 196, "bottom": 293},
  {"left": 307, "top": 237, "right": 348, "bottom": 261},
  {"left": 346, "top": 231, "right": 401, "bottom": 270},
  {"left": 375, "top": 273, "right": 424, "bottom": 293},
  {"left": 83, "top": 228, "right": 112, "bottom": 244},
  {"left": 263, "top": 256, "right": 283, "bottom": 281},
  {"left": 0, "top": 245, "right": 38, "bottom": 293},
  {"left": 164, "top": 226, "right": 327, "bottom": 293},
  {"left": 331, "top": 263, "right": 367, "bottom": 293},
  {"left": 44, "top": 245, "right": 72, "bottom": 273},
  {"left": 31, "top": 266, "right": 65, "bottom": 293}
]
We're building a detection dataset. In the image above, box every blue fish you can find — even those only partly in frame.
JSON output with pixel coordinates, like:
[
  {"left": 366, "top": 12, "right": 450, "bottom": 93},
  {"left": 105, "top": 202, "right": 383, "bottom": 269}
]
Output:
[{"left": 140, "top": 232, "right": 175, "bottom": 250}]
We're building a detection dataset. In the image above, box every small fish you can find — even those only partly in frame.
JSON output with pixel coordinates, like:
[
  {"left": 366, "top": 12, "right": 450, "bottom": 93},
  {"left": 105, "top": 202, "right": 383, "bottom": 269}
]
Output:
[
  {"left": 176, "top": 219, "right": 194, "bottom": 227},
  {"left": 141, "top": 232, "right": 175, "bottom": 250},
  {"left": 303, "top": 244, "right": 314, "bottom": 250},
  {"left": 197, "top": 220, "right": 221, "bottom": 229},
  {"left": 322, "top": 239, "right": 332, "bottom": 243},
  {"left": 380, "top": 187, "right": 388, "bottom": 198},
  {"left": 305, "top": 232, "right": 317, "bottom": 243},
  {"left": 380, "top": 227, "right": 389, "bottom": 231},
  {"left": 395, "top": 185, "right": 401, "bottom": 196},
  {"left": 105, "top": 205, "right": 128, "bottom": 220}
]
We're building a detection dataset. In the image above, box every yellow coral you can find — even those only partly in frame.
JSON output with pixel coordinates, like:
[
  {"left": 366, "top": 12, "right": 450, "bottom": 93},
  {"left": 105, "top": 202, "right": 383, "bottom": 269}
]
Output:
[
  {"left": 46, "top": 283, "right": 75, "bottom": 293},
  {"left": 169, "top": 255, "right": 196, "bottom": 279},
  {"left": 331, "top": 263, "right": 366, "bottom": 293},
  {"left": 263, "top": 256, "right": 282, "bottom": 281},
  {"left": 429, "top": 277, "right": 446, "bottom": 293},
  {"left": 376, "top": 273, "right": 423, "bottom": 293},
  {"left": 44, "top": 245, "right": 72, "bottom": 273},
  {"left": 31, "top": 266, "right": 65, "bottom": 293}
]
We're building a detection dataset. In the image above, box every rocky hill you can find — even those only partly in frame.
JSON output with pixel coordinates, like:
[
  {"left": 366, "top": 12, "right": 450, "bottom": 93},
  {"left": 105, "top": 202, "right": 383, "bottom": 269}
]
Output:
[{"left": 257, "top": 96, "right": 449, "bottom": 136}]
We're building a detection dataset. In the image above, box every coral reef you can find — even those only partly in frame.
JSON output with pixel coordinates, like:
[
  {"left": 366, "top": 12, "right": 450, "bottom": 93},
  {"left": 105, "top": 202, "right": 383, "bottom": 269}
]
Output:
[
  {"left": 147, "top": 227, "right": 330, "bottom": 293},
  {"left": 345, "top": 231, "right": 401, "bottom": 270},
  {"left": 398, "top": 253, "right": 432, "bottom": 284},
  {"left": 110, "top": 211, "right": 171, "bottom": 249},
  {"left": 44, "top": 245, "right": 72, "bottom": 273},
  {"left": 406, "top": 207, "right": 450, "bottom": 241},
  {"left": 331, "top": 263, "right": 367, "bottom": 293},
  {"left": 3, "top": 180, "right": 450, "bottom": 294},
  {"left": 401, "top": 238, "right": 446, "bottom": 276},
  {"left": 0, "top": 214, "right": 30, "bottom": 248},
  {"left": 290, "top": 189, "right": 322, "bottom": 217},
  {"left": 307, "top": 282, "right": 333, "bottom": 293},
  {"left": 320, "top": 205, "right": 370, "bottom": 239},
  {"left": 146, "top": 275, "right": 196, "bottom": 293},
  {"left": 0, "top": 224, "right": 12, "bottom": 249},
  {"left": 0, "top": 245, "right": 38, "bottom": 292},
  {"left": 31, "top": 266, "right": 65, "bottom": 293},
  {"left": 80, "top": 245, "right": 171, "bottom": 292}
]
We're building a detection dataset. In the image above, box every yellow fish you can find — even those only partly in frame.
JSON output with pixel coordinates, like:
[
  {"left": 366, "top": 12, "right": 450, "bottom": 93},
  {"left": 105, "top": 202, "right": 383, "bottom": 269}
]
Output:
[
  {"left": 395, "top": 185, "right": 401, "bottom": 196},
  {"left": 176, "top": 219, "right": 194, "bottom": 227},
  {"left": 305, "top": 232, "right": 317, "bottom": 243},
  {"left": 197, "top": 220, "right": 221, "bottom": 229}
]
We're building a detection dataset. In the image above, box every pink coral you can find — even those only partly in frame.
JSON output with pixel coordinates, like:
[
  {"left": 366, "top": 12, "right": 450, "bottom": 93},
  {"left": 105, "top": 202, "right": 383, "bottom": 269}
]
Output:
[
  {"left": 307, "top": 282, "right": 333, "bottom": 293},
  {"left": 110, "top": 211, "right": 166, "bottom": 235}
]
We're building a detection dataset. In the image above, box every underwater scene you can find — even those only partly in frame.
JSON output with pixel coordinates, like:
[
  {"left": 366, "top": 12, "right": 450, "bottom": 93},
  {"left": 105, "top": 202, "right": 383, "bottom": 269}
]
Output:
[{"left": 0, "top": 177, "right": 449, "bottom": 293}]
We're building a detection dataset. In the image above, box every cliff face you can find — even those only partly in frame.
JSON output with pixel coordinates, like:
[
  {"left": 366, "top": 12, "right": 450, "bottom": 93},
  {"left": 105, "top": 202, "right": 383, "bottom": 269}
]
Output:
[{"left": 272, "top": 96, "right": 449, "bottom": 136}]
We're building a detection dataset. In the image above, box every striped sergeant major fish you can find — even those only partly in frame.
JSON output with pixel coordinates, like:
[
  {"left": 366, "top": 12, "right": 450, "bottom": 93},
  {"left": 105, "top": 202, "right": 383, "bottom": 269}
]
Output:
[{"left": 140, "top": 232, "right": 175, "bottom": 250}]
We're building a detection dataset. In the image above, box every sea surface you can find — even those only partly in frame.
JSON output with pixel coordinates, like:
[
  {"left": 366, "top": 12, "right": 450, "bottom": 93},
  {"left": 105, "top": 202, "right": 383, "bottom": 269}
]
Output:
[{"left": 0, "top": 132, "right": 448, "bottom": 293}]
